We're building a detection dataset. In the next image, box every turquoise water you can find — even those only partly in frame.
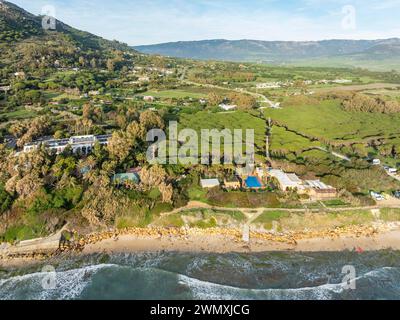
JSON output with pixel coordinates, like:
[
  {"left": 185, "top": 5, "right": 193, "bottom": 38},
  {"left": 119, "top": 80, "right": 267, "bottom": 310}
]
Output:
[
  {"left": 245, "top": 176, "right": 262, "bottom": 188},
  {"left": 1, "top": 251, "right": 400, "bottom": 300}
]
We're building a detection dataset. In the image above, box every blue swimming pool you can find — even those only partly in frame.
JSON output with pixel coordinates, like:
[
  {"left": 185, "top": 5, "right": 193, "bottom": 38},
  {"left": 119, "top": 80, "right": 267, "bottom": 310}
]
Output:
[{"left": 245, "top": 176, "right": 262, "bottom": 188}]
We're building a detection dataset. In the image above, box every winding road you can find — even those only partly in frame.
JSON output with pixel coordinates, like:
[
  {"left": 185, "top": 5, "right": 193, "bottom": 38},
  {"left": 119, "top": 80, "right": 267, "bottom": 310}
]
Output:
[{"left": 179, "top": 69, "right": 280, "bottom": 109}]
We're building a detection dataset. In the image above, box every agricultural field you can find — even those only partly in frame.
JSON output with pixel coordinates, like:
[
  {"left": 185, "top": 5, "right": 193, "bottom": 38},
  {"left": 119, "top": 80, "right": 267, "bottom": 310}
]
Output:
[
  {"left": 178, "top": 110, "right": 267, "bottom": 155},
  {"left": 270, "top": 126, "right": 321, "bottom": 154},
  {"left": 140, "top": 88, "right": 208, "bottom": 99},
  {"left": 251, "top": 209, "right": 377, "bottom": 232},
  {"left": 0, "top": 107, "right": 38, "bottom": 120},
  {"left": 152, "top": 208, "right": 246, "bottom": 228},
  {"left": 265, "top": 99, "right": 400, "bottom": 143}
]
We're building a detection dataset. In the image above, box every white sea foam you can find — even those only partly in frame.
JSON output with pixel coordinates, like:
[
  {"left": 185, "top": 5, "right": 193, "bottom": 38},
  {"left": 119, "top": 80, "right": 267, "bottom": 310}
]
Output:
[
  {"left": 178, "top": 273, "right": 344, "bottom": 300},
  {"left": 0, "top": 264, "right": 118, "bottom": 300},
  {"left": 178, "top": 266, "right": 400, "bottom": 300},
  {"left": 1, "top": 261, "right": 399, "bottom": 300}
]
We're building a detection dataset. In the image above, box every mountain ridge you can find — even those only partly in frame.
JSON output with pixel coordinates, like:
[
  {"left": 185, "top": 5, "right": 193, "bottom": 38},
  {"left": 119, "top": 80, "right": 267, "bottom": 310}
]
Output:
[
  {"left": 0, "top": 0, "right": 139, "bottom": 73},
  {"left": 0, "top": 0, "right": 132, "bottom": 51},
  {"left": 134, "top": 38, "right": 400, "bottom": 69}
]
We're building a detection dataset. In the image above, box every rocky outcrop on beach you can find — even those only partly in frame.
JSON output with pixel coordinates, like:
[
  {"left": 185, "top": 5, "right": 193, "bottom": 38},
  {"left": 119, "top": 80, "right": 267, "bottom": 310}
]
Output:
[
  {"left": 0, "top": 223, "right": 395, "bottom": 263},
  {"left": 59, "top": 224, "right": 387, "bottom": 252}
]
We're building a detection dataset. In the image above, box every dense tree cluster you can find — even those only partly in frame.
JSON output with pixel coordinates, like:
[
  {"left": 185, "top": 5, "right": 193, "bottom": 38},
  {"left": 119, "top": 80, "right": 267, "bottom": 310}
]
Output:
[
  {"left": 9, "top": 116, "right": 51, "bottom": 147},
  {"left": 324, "top": 91, "right": 400, "bottom": 114},
  {"left": 206, "top": 91, "right": 257, "bottom": 109},
  {"left": 0, "top": 109, "right": 176, "bottom": 236}
]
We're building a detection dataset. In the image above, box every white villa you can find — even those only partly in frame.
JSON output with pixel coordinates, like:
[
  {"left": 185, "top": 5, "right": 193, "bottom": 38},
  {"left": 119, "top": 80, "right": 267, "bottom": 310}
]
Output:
[
  {"left": 219, "top": 104, "right": 237, "bottom": 111},
  {"left": 256, "top": 82, "right": 281, "bottom": 89},
  {"left": 269, "top": 169, "right": 304, "bottom": 191},
  {"left": 268, "top": 169, "right": 337, "bottom": 200},
  {"left": 23, "top": 134, "right": 112, "bottom": 155},
  {"left": 143, "top": 96, "right": 155, "bottom": 102}
]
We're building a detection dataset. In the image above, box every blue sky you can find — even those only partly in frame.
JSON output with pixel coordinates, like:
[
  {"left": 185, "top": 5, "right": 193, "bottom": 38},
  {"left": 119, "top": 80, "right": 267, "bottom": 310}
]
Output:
[{"left": 11, "top": 0, "right": 400, "bottom": 45}]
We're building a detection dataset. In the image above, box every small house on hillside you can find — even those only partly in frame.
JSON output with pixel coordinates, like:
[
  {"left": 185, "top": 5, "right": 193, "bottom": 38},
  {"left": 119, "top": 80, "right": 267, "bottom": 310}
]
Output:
[
  {"left": 14, "top": 71, "right": 26, "bottom": 79},
  {"left": 224, "top": 176, "right": 241, "bottom": 190},
  {"left": 219, "top": 104, "right": 237, "bottom": 111},
  {"left": 143, "top": 96, "right": 155, "bottom": 102},
  {"left": 304, "top": 180, "right": 337, "bottom": 200}
]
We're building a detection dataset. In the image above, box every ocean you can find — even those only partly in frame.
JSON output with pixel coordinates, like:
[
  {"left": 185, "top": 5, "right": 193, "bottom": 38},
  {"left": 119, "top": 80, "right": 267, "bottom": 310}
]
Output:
[{"left": 1, "top": 250, "right": 400, "bottom": 300}]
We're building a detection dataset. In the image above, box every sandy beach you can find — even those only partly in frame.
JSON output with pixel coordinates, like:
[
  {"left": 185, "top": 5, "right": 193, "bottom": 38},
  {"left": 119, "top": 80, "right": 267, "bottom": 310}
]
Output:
[
  {"left": 1, "top": 225, "right": 400, "bottom": 269},
  {"left": 81, "top": 229, "right": 400, "bottom": 256}
]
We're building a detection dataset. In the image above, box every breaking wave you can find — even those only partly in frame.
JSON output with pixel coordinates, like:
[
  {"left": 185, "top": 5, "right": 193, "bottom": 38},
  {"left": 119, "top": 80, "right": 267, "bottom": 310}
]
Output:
[{"left": 1, "top": 252, "right": 400, "bottom": 300}]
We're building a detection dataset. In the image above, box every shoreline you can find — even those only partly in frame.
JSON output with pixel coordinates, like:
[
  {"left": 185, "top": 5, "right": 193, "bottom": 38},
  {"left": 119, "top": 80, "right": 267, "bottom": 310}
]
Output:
[
  {"left": 2, "top": 224, "right": 400, "bottom": 269},
  {"left": 81, "top": 228, "right": 400, "bottom": 255}
]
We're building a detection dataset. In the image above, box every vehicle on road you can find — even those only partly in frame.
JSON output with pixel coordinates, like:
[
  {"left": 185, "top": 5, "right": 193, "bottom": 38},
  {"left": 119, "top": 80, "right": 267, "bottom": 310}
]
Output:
[{"left": 370, "top": 191, "right": 385, "bottom": 201}]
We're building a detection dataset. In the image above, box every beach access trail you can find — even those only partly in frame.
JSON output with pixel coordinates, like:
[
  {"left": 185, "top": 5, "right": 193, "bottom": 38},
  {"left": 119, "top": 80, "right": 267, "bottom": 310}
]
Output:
[{"left": 163, "top": 201, "right": 400, "bottom": 222}]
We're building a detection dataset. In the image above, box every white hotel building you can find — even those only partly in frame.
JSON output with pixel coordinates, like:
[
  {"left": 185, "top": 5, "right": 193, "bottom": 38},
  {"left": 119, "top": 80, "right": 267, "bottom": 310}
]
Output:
[{"left": 23, "top": 134, "right": 112, "bottom": 155}]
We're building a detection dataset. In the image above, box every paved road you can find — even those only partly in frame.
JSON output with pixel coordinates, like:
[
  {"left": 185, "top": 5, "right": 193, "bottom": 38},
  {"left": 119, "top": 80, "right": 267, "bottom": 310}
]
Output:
[{"left": 0, "top": 224, "right": 69, "bottom": 256}]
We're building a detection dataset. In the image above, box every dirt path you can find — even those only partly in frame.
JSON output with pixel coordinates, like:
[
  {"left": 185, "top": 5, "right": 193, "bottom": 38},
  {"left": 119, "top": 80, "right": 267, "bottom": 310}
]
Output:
[
  {"left": 161, "top": 201, "right": 400, "bottom": 222},
  {"left": 182, "top": 79, "right": 280, "bottom": 109}
]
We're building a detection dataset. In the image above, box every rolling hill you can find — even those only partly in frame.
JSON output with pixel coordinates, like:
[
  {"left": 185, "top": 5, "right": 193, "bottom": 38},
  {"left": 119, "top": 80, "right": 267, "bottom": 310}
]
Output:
[
  {"left": 0, "top": 0, "right": 130, "bottom": 50},
  {"left": 134, "top": 38, "right": 400, "bottom": 71},
  {"left": 0, "top": 1, "right": 137, "bottom": 73}
]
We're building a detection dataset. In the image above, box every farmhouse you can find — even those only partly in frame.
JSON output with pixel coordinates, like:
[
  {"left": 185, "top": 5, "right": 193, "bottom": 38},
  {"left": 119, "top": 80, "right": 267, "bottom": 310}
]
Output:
[
  {"left": 88, "top": 90, "right": 100, "bottom": 96},
  {"left": 200, "top": 178, "right": 220, "bottom": 189},
  {"left": 0, "top": 85, "right": 11, "bottom": 91},
  {"left": 14, "top": 71, "right": 26, "bottom": 78},
  {"left": 268, "top": 169, "right": 304, "bottom": 191},
  {"left": 219, "top": 104, "right": 237, "bottom": 111},
  {"left": 224, "top": 176, "right": 241, "bottom": 190},
  {"left": 138, "top": 76, "right": 150, "bottom": 82},
  {"left": 23, "top": 134, "right": 112, "bottom": 155},
  {"left": 372, "top": 159, "right": 381, "bottom": 165},
  {"left": 256, "top": 82, "right": 281, "bottom": 89},
  {"left": 304, "top": 180, "right": 337, "bottom": 200},
  {"left": 143, "top": 96, "right": 155, "bottom": 102}
]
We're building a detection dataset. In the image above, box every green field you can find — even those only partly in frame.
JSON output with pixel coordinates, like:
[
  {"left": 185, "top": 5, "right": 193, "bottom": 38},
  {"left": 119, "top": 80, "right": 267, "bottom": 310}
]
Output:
[
  {"left": 252, "top": 209, "right": 376, "bottom": 232},
  {"left": 179, "top": 110, "right": 266, "bottom": 153},
  {"left": 142, "top": 88, "right": 208, "bottom": 99},
  {"left": 270, "top": 126, "right": 321, "bottom": 154},
  {"left": 153, "top": 208, "right": 246, "bottom": 228},
  {"left": 2, "top": 107, "right": 37, "bottom": 120},
  {"left": 265, "top": 99, "right": 400, "bottom": 143},
  {"left": 290, "top": 57, "right": 400, "bottom": 72}
]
